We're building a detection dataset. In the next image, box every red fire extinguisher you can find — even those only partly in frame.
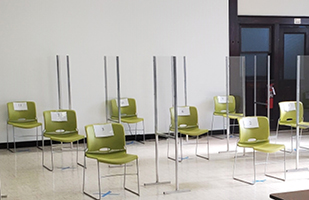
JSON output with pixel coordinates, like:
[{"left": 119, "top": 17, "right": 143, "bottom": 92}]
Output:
[{"left": 267, "top": 83, "right": 276, "bottom": 109}]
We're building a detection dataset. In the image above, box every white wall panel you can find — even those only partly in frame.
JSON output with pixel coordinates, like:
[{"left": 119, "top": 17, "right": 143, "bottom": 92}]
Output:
[
  {"left": 0, "top": 0, "right": 228, "bottom": 142},
  {"left": 238, "top": 0, "right": 309, "bottom": 16}
]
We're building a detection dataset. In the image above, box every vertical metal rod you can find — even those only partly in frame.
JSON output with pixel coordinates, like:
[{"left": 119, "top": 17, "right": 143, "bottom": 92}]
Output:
[
  {"left": 267, "top": 56, "right": 270, "bottom": 121},
  {"left": 296, "top": 55, "right": 301, "bottom": 169},
  {"left": 144, "top": 56, "right": 171, "bottom": 187},
  {"left": 104, "top": 56, "right": 109, "bottom": 122},
  {"left": 226, "top": 56, "right": 230, "bottom": 151},
  {"left": 242, "top": 56, "right": 246, "bottom": 117},
  {"left": 183, "top": 56, "right": 188, "bottom": 106},
  {"left": 254, "top": 55, "right": 257, "bottom": 116},
  {"left": 116, "top": 56, "right": 121, "bottom": 123},
  {"left": 66, "top": 55, "right": 72, "bottom": 110},
  {"left": 172, "top": 56, "right": 179, "bottom": 191},
  {"left": 153, "top": 56, "right": 159, "bottom": 182},
  {"left": 184, "top": 56, "right": 189, "bottom": 142},
  {"left": 56, "top": 55, "right": 61, "bottom": 109}
]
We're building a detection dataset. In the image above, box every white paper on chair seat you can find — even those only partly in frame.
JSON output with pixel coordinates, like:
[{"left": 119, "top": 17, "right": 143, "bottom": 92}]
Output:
[
  {"left": 116, "top": 98, "right": 129, "bottom": 107},
  {"left": 178, "top": 107, "right": 190, "bottom": 116},
  {"left": 13, "top": 102, "right": 28, "bottom": 111},
  {"left": 283, "top": 102, "right": 296, "bottom": 112},
  {"left": 243, "top": 117, "right": 259, "bottom": 129},
  {"left": 94, "top": 124, "right": 114, "bottom": 137},
  {"left": 51, "top": 112, "right": 67, "bottom": 121}
]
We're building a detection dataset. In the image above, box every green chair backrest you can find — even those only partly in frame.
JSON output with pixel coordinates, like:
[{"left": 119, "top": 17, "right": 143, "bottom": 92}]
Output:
[
  {"left": 278, "top": 101, "right": 304, "bottom": 123},
  {"left": 110, "top": 98, "right": 137, "bottom": 118},
  {"left": 213, "top": 95, "right": 236, "bottom": 114},
  {"left": 43, "top": 110, "right": 77, "bottom": 132},
  {"left": 238, "top": 116, "right": 269, "bottom": 144},
  {"left": 170, "top": 106, "right": 198, "bottom": 129},
  {"left": 85, "top": 123, "right": 125, "bottom": 152},
  {"left": 7, "top": 101, "right": 37, "bottom": 123}
]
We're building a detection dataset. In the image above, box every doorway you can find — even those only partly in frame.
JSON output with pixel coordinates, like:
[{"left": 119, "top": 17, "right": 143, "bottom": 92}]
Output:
[{"left": 276, "top": 26, "right": 309, "bottom": 102}]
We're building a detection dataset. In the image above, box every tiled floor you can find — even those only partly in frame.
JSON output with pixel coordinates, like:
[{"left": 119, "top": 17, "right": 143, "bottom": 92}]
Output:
[{"left": 1, "top": 131, "right": 309, "bottom": 200}]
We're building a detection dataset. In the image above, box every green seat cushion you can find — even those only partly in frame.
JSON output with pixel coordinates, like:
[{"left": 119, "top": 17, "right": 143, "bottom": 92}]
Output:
[
  {"left": 44, "top": 132, "right": 84, "bottom": 143},
  {"left": 279, "top": 121, "right": 297, "bottom": 128},
  {"left": 238, "top": 140, "right": 268, "bottom": 148},
  {"left": 254, "top": 143, "right": 285, "bottom": 153},
  {"left": 213, "top": 112, "right": 226, "bottom": 116},
  {"left": 227, "top": 113, "right": 243, "bottom": 119},
  {"left": 178, "top": 127, "right": 208, "bottom": 137},
  {"left": 86, "top": 151, "right": 138, "bottom": 165},
  {"left": 111, "top": 116, "right": 143, "bottom": 124},
  {"left": 298, "top": 122, "right": 309, "bottom": 129},
  {"left": 8, "top": 121, "right": 42, "bottom": 129}
]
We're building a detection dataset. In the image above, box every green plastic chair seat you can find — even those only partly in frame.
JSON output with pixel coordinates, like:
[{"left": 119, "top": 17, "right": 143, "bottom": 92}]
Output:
[
  {"left": 83, "top": 123, "right": 140, "bottom": 198},
  {"left": 224, "top": 113, "right": 244, "bottom": 119},
  {"left": 110, "top": 98, "right": 145, "bottom": 143},
  {"left": 8, "top": 121, "right": 42, "bottom": 129},
  {"left": 254, "top": 143, "right": 285, "bottom": 153},
  {"left": 278, "top": 121, "right": 297, "bottom": 128},
  {"left": 178, "top": 127, "right": 208, "bottom": 137},
  {"left": 42, "top": 110, "right": 85, "bottom": 171},
  {"left": 299, "top": 121, "right": 309, "bottom": 129},
  {"left": 233, "top": 116, "right": 286, "bottom": 185},
  {"left": 111, "top": 116, "right": 143, "bottom": 124},
  {"left": 169, "top": 106, "right": 209, "bottom": 160},
  {"left": 7, "top": 101, "right": 42, "bottom": 152},
  {"left": 238, "top": 140, "right": 268, "bottom": 148},
  {"left": 213, "top": 112, "right": 226, "bottom": 116},
  {"left": 86, "top": 151, "right": 138, "bottom": 165},
  {"left": 44, "top": 132, "right": 84, "bottom": 143}
]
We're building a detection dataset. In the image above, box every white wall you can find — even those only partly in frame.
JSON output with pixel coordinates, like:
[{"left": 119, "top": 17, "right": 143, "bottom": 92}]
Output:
[
  {"left": 238, "top": 0, "right": 309, "bottom": 16},
  {"left": 0, "top": 0, "right": 228, "bottom": 142}
]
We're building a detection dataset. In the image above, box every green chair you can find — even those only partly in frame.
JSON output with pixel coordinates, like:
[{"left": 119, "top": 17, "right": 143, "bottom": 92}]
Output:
[
  {"left": 233, "top": 116, "right": 286, "bottom": 185},
  {"left": 42, "top": 110, "right": 85, "bottom": 171},
  {"left": 168, "top": 106, "right": 209, "bottom": 161},
  {"left": 83, "top": 123, "right": 140, "bottom": 199},
  {"left": 210, "top": 95, "right": 243, "bottom": 139},
  {"left": 276, "top": 101, "right": 309, "bottom": 152},
  {"left": 7, "top": 101, "right": 42, "bottom": 152},
  {"left": 110, "top": 98, "right": 145, "bottom": 143}
]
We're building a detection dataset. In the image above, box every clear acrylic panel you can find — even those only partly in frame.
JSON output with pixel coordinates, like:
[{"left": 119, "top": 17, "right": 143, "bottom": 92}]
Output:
[
  {"left": 227, "top": 56, "right": 246, "bottom": 115},
  {"left": 299, "top": 55, "right": 309, "bottom": 120},
  {"left": 56, "top": 55, "right": 71, "bottom": 109},
  {"left": 104, "top": 56, "right": 120, "bottom": 120},
  {"left": 155, "top": 56, "right": 186, "bottom": 134},
  {"left": 241, "top": 53, "right": 268, "bottom": 79}
]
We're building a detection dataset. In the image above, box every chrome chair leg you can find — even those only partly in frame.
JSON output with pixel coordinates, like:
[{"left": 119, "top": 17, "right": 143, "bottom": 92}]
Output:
[
  {"left": 83, "top": 158, "right": 101, "bottom": 200},
  {"left": 36, "top": 126, "right": 43, "bottom": 150},
  {"left": 264, "top": 148, "right": 286, "bottom": 182},
  {"left": 233, "top": 146, "right": 255, "bottom": 185},
  {"left": 124, "top": 160, "right": 140, "bottom": 196},
  {"left": 195, "top": 134, "right": 210, "bottom": 160},
  {"left": 43, "top": 139, "right": 54, "bottom": 171}
]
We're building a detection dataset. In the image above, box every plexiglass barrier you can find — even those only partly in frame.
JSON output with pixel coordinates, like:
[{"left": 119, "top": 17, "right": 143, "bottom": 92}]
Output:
[
  {"left": 155, "top": 56, "right": 187, "bottom": 135},
  {"left": 222, "top": 56, "right": 245, "bottom": 152},
  {"left": 56, "top": 55, "right": 72, "bottom": 109},
  {"left": 104, "top": 56, "right": 120, "bottom": 122},
  {"left": 299, "top": 56, "right": 309, "bottom": 120},
  {"left": 228, "top": 56, "right": 246, "bottom": 116},
  {"left": 148, "top": 56, "right": 189, "bottom": 194},
  {"left": 295, "top": 55, "right": 309, "bottom": 169},
  {"left": 253, "top": 55, "right": 270, "bottom": 118}
]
